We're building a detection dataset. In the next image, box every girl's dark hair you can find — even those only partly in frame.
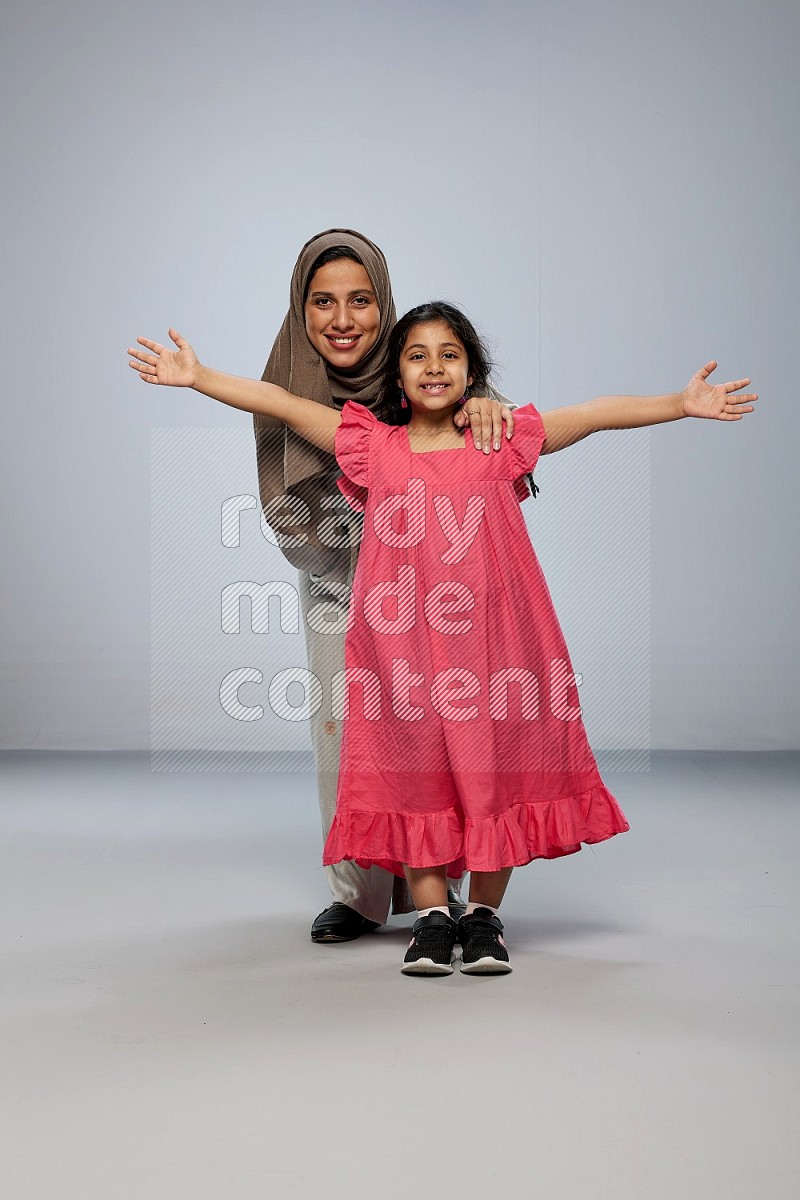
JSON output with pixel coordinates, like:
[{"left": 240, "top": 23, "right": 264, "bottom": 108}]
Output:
[
  {"left": 303, "top": 246, "right": 363, "bottom": 303},
  {"left": 378, "top": 301, "right": 493, "bottom": 426}
]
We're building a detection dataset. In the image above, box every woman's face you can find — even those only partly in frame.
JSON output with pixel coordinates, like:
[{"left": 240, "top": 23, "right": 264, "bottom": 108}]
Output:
[{"left": 304, "top": 259, "right": 381, "bottom": 368}]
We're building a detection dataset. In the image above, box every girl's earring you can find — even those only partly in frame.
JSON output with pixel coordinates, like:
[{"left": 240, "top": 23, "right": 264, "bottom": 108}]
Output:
[
  {"left": 399, "top": 388, "right": 408, "bottom": 409},
  {"left": 457, "top": 395, "right": 468, "bottom": 407}
]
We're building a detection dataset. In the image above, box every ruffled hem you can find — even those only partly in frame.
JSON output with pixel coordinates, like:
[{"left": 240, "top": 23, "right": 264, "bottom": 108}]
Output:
[
  {"left": 333, "top": 400, "right": 375, "bottom": 512},
  {"left": 336, "top": 472, "right": 368, "bottom": 514},
  {"left": 507, "top": 404, "right": 546, "bottom": 481},
  {"left": 322, "top": 785, "right": 630, "bottom": 879}
]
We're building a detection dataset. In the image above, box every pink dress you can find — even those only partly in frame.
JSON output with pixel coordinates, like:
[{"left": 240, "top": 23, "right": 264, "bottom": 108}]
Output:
[{"left": 322, "top": 400, "right": 629, "bottom": 879}]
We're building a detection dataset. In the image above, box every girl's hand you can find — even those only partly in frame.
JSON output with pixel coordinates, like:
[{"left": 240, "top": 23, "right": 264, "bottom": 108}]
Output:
[
  {"left": 682, "top": 362, "right": 758, "bottom": 420},
  {"left": 127, "top": 329, "right": 199, "bottom": 387},
  {"left": 453, "top": 396, "right": 514, "bottom": 452}
]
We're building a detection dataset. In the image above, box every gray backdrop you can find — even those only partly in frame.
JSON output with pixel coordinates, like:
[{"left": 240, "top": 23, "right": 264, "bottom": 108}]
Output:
[{"left": 1, "top": 0, "right": 797, "bottom": 751}]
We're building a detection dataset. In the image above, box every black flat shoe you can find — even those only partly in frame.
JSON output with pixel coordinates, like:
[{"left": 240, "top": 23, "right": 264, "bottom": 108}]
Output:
[{"left": 310, "top": 902, "right": 382, "bottom": 943}]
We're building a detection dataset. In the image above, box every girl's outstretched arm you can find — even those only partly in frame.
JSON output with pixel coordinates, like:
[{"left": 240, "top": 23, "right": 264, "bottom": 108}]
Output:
[
  {"left": 127, "top": 329, "right": 341, "bottom": 453},
  {"left": 540, "top": 361, "right": 758, "bottom": 455}
]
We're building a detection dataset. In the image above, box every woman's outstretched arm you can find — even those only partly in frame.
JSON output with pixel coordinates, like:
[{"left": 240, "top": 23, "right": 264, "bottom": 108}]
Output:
[
  {"left": 128, "top": 329, "right": 341, "bottom": 453},
  {"left": 540, "top": 361, "right": 758, "bottom": 455}
]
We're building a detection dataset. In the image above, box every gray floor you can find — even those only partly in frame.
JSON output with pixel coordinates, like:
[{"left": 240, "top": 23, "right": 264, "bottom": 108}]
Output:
[{"left": 1, "top": 751, "right": 798, "bottom": 1199}]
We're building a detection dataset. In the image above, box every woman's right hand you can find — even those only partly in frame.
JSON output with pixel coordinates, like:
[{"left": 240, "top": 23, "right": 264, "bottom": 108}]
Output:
[{"left": 127, "top": 328, "right": 199, "bottom": 387}]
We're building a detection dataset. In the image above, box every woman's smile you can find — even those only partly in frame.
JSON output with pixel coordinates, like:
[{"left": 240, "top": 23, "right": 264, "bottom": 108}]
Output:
[{"left": 324, "top": 333, "right": 363, "bottom": 355}]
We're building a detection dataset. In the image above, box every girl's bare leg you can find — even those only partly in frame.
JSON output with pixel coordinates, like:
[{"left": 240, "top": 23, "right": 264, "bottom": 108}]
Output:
[
  {"left": 400, "top": 865, "right": 458, "bottom": 976},
  {"left": 468, "top": 867, "right": 514, "bottom": 908},
  {"left": 403, "top": 865, "right": 448, "bottom": 910}
]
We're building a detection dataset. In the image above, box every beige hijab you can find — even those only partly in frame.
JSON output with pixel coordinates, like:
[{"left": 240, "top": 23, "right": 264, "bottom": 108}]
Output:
[{"left": 253, "top": 229, "right": 396, "bottom": 571}]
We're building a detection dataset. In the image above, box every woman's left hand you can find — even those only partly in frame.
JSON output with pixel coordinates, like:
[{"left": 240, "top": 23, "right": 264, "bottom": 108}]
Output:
[
  {"left": 682, "top": 362, "right": 758, "bottom": 420},
  {"left": 453, "top": 397, "right": 514, "bottom": 452}
]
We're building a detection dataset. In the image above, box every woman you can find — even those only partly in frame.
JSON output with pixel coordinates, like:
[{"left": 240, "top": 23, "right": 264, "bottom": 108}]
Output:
[{"left": 253, "top": 229, "right": 524, "bottom": 943}]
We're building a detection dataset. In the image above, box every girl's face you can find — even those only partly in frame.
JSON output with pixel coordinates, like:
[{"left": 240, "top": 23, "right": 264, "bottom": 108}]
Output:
[
  {"left": 397, "top": 319, "right": 473, "bottom": 412},
  {"left": 304, "top": 259, "right": 381, "bottom": 368}
]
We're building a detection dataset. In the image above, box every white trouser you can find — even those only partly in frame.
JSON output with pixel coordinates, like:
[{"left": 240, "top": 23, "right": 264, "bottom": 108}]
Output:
[{"left": 296, "top": 501, "right": 415, "bottom": 923}]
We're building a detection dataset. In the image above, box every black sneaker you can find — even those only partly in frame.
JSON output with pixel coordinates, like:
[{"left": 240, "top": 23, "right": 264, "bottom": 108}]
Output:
[
  {"left": 401, "top": 911, "right": 458, "bottom": 976},
  {"left": 458, "top": 908, "right": 513, "bottom": 974}
]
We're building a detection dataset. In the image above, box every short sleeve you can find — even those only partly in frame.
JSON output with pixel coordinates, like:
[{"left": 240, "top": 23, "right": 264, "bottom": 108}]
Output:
[
  {"left": 334, "top": 400, "right": 378, "bottom": 513},
  {"left": 507, "top": 403, "right": 546, "bottom": 481}
]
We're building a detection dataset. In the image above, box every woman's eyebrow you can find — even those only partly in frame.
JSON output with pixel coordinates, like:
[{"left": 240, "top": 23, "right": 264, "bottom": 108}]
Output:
[{"left": 308, "top": 288, "right": 376, "bottom": 299}]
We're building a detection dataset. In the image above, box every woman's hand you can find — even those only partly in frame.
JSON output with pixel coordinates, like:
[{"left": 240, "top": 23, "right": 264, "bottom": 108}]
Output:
[
  {"left": 127, "top": 329, "right": 199, "bottom": 387},
  {"left": 682, "top": 362, "right": 758, "bottom": 420},
  {"left": 452, "top": 396, "right": 514, "bottom": 452}
]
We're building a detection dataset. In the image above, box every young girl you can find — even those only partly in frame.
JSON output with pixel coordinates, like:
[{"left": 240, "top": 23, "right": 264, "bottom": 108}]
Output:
[{"left": 128, "top": 303, "right": 757, "bottom": 977}]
